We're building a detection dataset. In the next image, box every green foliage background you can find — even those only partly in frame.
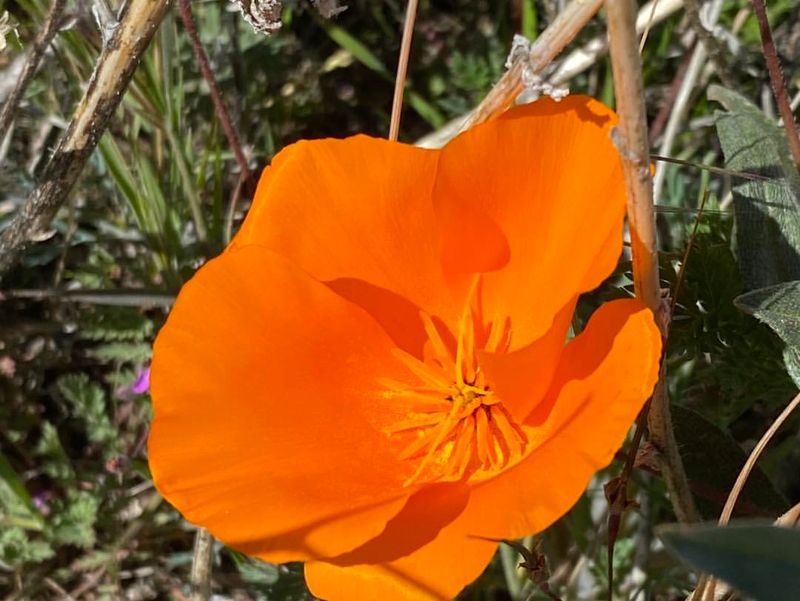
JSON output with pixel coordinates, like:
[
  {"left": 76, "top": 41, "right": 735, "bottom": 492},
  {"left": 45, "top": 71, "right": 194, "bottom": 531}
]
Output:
[{"left": 0, "top": 0, "right": 799, "bottom": 599}]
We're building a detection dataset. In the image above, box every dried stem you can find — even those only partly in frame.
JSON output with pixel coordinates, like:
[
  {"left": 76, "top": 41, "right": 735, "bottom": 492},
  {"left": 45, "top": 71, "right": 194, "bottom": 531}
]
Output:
[
  {"left": 389, "top": 0, "right": 419, "bottom": 141},
  {"left": 683, "top": 0, "right": 733, "bottom": 87},
  {"left": 697, "top": 391, "right": 800, "bottom": 601},
  {"left": 190, "top": 528, "right": 214, "bottom": 601},
  {"left": 605, "top": 0, "right": 699, "bottom": 523},
  {"left": 176, "top": 0, "right": 252, "bottom": 184},
  {"left": 553, "top": 0, "right": 684, "bottom": 85},
  {"left": 719, "top": 391, "right": 800, "bottom": 525},
  {"left": 606, "top": 405, "right": 650, "bottom": 599},
  {"left": 0, "top": 0, "right": 170, "bottom": 278},
  {"left": 461, "top": 0, "right": 603, "bottom": 130},
  {"left": 0, "top": 0, "right": 67, "bottom": 147},
  {"left": 417, "top": 0, "right": 683, "bottom": 149},
  {"left": 750, "top": 0, "right": 800, "bottom": 168},
  {"left": 652, "top": 0, "right": 725, "bottom": 204},
  {"left": 637, "top": 0, "right": 661, "bottom": 53}
]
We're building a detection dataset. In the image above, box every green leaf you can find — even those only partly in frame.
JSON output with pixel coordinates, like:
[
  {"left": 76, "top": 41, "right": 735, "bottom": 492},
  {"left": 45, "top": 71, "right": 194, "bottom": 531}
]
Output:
[
  {"left": 659, "top": 521, "right": 800, "bottom": 601},
  {"left": 317, "top": 19, "right": 445, "bottom": 129},
  {"left": 229, "top": 550, "right": 280, "bottom": 587},
  {"left": 318, "top": 20, "right": 389, "bottom": 76},
  {"left": 0, "top": 452, "right": 39, "bottom": 520},
  {"left": 48, "top": 490, "right": 99, "bottom": 549},
  {"left": 735, "top": 281, "right": 800, "bottom": 386},
  {"left": 57, "top": 374, "right": 118, "bottom": 449},
  {"left": 709, "top": 85, "right": 800, "bottom": 289},
  {"left": 672, "top": 405, "right": 786, "bottom": 519}
]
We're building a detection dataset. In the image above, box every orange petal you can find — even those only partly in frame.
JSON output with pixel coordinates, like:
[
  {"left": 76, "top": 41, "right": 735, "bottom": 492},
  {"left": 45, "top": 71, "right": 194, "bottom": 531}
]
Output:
[
  {"left": 463, "top": 299, "right": 661, "bottom": 539},
  {"left": 305, "top": 489, "right": 497, "bottom": 601},
  {"left": 148, "top": 246, "right": 422, "bottom": 562},
  {"left": 231, "top": 136, "right": 459, "bottom": 354},
  {"left": 477, "top": 298, "right": 575, "bottom": 421},
  {"left": 327, "top": 482, "right": 469, "bottom": 566},
  {"left": 434, "top": 96, "right": 626, "bottom": 349}
]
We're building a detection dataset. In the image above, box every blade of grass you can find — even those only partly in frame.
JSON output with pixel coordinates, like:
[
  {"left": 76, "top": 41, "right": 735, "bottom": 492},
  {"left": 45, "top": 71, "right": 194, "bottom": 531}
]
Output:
[{"left": 316, "top": 17, "right": 445, "bottom": 128}]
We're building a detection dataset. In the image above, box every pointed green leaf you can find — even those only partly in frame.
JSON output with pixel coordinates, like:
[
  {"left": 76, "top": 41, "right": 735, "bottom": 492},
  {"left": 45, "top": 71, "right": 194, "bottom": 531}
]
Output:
[
  {"left": 659, "top": 521, "right": 800, "bottom": 601},
  {"left": 735, "top": 281, "right": 800, "bottom": 386},
  {"left": 672, "top": 405, "right": 786, "bottom": 519},
  {"left": 709, "top": 85, "right": 800, "bottom": 289}
]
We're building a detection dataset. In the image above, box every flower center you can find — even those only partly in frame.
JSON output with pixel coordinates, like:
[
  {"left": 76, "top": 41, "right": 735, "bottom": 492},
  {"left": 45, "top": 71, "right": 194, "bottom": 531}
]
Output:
[{"left": 382, "top": 276, "right": 528, "bottom": 487}]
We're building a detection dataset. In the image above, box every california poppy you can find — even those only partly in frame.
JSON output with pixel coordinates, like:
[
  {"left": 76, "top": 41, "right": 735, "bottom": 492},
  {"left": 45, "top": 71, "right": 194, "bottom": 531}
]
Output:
[{"left": 149, "top": 95, "right": 661, "bottom": 600}]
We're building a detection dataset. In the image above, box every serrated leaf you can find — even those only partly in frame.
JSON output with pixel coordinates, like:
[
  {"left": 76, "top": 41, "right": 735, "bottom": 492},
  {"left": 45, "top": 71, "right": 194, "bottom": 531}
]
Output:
[
  {"left": 49, "top": 490, "right": 99, "bottom": 549},
  {"left": 659, "top": 521, "right": 800, "bottom": 601},
  {"left": 735, "top": 281, "right": 800, "bottom": 386},
  {"left": 709, "top": 86, "right": 800, "bottom": 289},
  {"left": 57, "top": 374, "right": 118, "bottom": 449}
]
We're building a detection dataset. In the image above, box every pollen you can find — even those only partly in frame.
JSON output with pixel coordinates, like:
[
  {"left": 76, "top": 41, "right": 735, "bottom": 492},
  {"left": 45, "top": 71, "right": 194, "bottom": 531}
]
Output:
[{"left": 384, "top": 276, "right": 529, "bottom": 487}]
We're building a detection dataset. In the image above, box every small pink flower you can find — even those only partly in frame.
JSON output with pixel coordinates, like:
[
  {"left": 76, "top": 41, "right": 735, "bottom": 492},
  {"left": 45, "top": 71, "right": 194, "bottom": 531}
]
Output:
[{"left": 131, "top": 366, "right": 151, "bottom": 395}]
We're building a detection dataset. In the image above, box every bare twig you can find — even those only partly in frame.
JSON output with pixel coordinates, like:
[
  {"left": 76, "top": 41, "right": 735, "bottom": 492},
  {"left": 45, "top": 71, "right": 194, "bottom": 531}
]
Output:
[
  {"left": 0, "top": 0, "right": 67, "bottom": 147},
  {"left": 694, "top": 391, "right": 800, "bottom": 601},
  {"left": 648, "top": 47, "right": 695, "bottom": 143},
  {"left": 389, "top": 0, "right": 419, "bottom": 141},
  {"left": 638, "top": 0, "right": 661, "bottom": 52},
  {"left": 670, "top": 188, "right": 709, "bottom": 316},
  {"left": 719, "top": 392, "right": 800, "bottom": 526},
  {"left": 0, "top": 0, "right": 170, "bottom": 277},
  {"left": 751, "top": 0, "right": 800, "bottom": 168},
  {"left": 683, "top": 0, "right": 733, "bottom": 87},
  {"left": 605, "top": 406, "right": 649, "bottom": 600},
  {"left": 176, "top": 0, "right": 252, "bottom": 185},
  {"left": 417, "top": 0, "right": 683, "bottom": 149},
  {"left": 554, "top": 0, "right": 684, "bottom": 85},
  {"left": 605, "top": 0, "right": 699, "bottom": 527},
  {"left": 652, "top": 0, "right": 724, "bottom": 204},
  {"left": 190, "top": 528, "right": 214, "bottom": 601},
  {"left": 461, "top": 0, "right": 604, "bottom": 130}
]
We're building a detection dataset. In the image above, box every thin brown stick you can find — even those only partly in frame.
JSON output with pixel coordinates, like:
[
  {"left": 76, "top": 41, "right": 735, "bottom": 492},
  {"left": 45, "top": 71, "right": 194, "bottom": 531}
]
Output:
[
  {"left": 637, "top": 0, "right": 661, "bottom": 53},
  {"left": 0, "top": 0, "right": 67, "bottom": 146},
  {"left": 176, "top": 0, "right": 252, "bottom": 184},
  {"left": 605, "top": 0, "right": 699, "bottom": 524},
  {"left": 0, "top": 0, "right": 170, "bottom": 278},
  {"left": 461, "top": 0, "right": 603, "bottom": 130},
  {"left": 190, "top": 528, "right": 214, "bottom": 601},
  {"left": 416, "top": 0, "right": 683, "bottom": 149},
  {"left": 700, "top": 391, "right": 800, "bottom": 601},
  {"left": 606, "top": 403, "right": 650, "bottom": 599},
  {"left": 649, "top": 46, "right": 695, "bottom": 143},
  {"left": 719, "top": 391, "right": 800, "bottom": 525},
  {"left": 670, "top": 189, "right": 708, "bottom": 316},
  {"left": 608, "top": 188, "right": 707, "bottom": 598},
  {"left": 751, "top": 0, "right": 800, "bottom": 168},
  {"left": 683, "top": 0, "right": 733, "bottom": 87},
  {"left": 389, "top": 0, "right": 419, "bottom": 141}
]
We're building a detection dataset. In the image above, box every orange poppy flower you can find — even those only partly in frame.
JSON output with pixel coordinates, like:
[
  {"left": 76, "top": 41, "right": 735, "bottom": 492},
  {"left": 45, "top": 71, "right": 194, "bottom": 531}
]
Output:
[{"left": 148, "top": 95, "right": 661, "bottom": 600}]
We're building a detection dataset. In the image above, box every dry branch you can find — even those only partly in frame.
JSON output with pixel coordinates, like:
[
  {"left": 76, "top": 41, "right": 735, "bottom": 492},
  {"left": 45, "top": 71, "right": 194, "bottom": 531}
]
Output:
[
  {"left": 0, "top": 0, "right": 67, "bottom": 146},
  {"left": 751, "top": 0, "right": 800, "bottom": 168},
  {"left": 605, "top": 0, "right": 699, "bottom": 524},
  {"left": 417, "top": 0, "right": 684, "bottom": 149},
  {"left": 461, "top": 0, "right": 604, "bottom": 130},
  {"left": 190, "top": 528, "right": 214, "bottom": 601},
  {"left": 389, "top": 0, "right": 419, "bottom": 141},
  {"left": 0, "top": 0, "right": 170, "bottom": 277}
]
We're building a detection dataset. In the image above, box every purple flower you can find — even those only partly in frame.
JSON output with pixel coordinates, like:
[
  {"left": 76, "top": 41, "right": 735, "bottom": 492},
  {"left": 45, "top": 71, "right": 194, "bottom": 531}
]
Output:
[{"left": 131, "top": 366, "right": 150, "bottom": 395}]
